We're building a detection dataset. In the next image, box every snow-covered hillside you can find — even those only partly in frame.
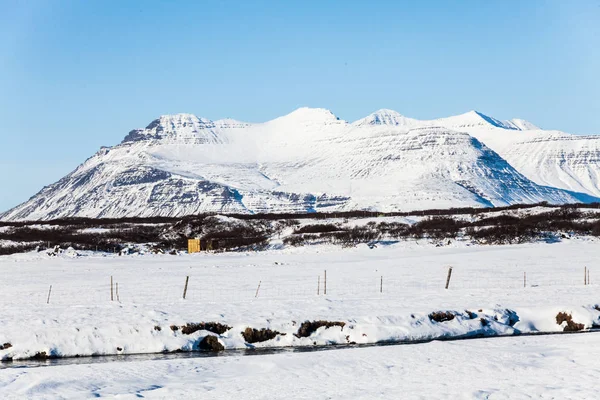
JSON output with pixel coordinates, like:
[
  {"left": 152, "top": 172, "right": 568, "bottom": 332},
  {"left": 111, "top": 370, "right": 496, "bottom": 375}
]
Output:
[
  {"left": 462, "top": 129, "right": 600, "bottom": 199},
  {"left": 412, "top": 111, "right": 600, "bottom": 198},
  {"left": 1, "top": 108, "right": 598, "bottom": 221}
]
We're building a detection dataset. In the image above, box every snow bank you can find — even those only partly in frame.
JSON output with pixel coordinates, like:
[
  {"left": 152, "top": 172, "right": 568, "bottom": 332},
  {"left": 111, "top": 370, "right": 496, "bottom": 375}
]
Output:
[{"left": 1, "top": 304, "right": 599, "bottom": 361}]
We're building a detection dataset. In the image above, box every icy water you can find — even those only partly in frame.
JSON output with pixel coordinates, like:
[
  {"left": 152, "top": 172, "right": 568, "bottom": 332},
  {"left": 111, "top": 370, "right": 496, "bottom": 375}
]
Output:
[{"left": 3, "top": 330, "right": 599, "bottom": 370}]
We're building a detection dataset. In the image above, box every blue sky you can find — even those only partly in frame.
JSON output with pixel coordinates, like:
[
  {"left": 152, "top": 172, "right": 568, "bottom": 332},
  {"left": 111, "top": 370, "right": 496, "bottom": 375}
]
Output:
[{"left": 1, "top": 0, "right": 599, "bottom": 211}]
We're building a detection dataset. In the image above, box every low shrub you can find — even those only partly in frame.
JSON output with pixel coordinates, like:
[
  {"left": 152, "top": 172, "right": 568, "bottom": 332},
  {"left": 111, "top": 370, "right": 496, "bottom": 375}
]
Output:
[
  {"left": 283, "top": 235, "right": 306, "bottom": 246},
  {"left": 410, "top": 218, "right": 461, "bottom": 239},
  {"left": 293, "top": 224, "right": 341, "bottom": 234},
  {"left": 2, "top": 202, "right": 600, "bottom": 255}
]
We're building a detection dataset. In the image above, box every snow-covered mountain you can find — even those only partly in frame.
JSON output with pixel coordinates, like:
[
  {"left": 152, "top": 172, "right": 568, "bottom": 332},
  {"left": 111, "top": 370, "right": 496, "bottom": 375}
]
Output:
[
  {"left": 1, "top": 108, "right": 598, "bottom": 221},
  {"left": 352, "top": 109, "right": 419, "bottom": 127},
  {"left": 424, "top": 112, "right": 600, "bottom": 199}
]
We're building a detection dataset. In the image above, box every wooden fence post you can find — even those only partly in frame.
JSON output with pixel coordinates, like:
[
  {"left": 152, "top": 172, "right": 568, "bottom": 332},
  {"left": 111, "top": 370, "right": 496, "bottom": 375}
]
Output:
[
  {"left": 317, "top": 276, "right": 320, "bottom": 295},
  {"left": 116, "top": 282, "right": 120, "bottom": 302},
  {"left": 445, "top": 267, "right": 453, "bottom": 290},
  {"left": 255, "top": 281, "right": 261, "bottom": 298},
  {"left": 47, "top": 285, "right": 52, "bottom": 304},
  {"left": 380, "top": 276, "right": 383, "bottom": 293},
  {"left": 183, "top": 276, "right": 190, "bottom": 300}
]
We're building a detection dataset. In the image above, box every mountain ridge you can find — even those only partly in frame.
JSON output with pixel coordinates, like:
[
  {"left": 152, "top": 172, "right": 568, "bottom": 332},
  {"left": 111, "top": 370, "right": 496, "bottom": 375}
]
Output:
[{"left": 1, "top": 108, "right": 599, "bottom": 221}]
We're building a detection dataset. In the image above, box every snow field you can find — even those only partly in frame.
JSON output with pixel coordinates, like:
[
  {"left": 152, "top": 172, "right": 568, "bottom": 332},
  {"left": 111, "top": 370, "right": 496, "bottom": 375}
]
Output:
[
  {"left": 1, "top": 334, "right": 599, "bottom": 399},
  {"left": 1, "top": 240, "right": 600, "bottom": 361}
]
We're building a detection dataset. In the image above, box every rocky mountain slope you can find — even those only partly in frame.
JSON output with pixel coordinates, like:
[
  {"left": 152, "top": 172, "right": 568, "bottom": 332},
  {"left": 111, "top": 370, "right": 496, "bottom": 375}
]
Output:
[{"left": 1, "top": 108, "right": 598, "bottom": 221}]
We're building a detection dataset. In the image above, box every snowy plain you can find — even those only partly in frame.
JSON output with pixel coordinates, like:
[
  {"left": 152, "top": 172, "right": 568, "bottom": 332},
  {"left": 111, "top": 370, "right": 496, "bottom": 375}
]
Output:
[
  {"left": 2, "top": 239, "right": 600, "bottom": 358},
  {"left": 1, "top": 334, "right": 598, "bottom": 399},
  {"left": 1, "top": 238, "right": 600, "bottom": 398}
]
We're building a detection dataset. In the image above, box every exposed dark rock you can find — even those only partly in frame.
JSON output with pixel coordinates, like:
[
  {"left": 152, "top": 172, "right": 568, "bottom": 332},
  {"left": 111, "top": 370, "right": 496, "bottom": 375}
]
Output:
[
  {"left": 121, "top": 129, "right": 146, "bottom": 143},
  {"left": 198, "top": 335, "right": 224, "bottom": 352},
  {"left": 113, "top": 167, "right": 171, "bottom": 187},
  {"left": 32, "top": 351, "right": 57, "bottom": 360},
  {"left": 429, "top": 311, "right": 455, "bottom": 323},
  {"left": 145, "top": 119, "right": 162, "bottom": 131}
]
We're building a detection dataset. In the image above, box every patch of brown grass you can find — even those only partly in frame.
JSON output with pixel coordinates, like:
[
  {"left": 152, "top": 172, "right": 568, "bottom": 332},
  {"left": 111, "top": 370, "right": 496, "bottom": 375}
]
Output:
[
  {"left": 181, "top": 322, "right": 231, "bottom": 335},
  {"left": 295, "top": 320, "right": 346, "bottom": 338},
  {"left": 429, "top": 311, "right": 455, "bottom": 323},
  {"left": 556, "top": 312, "right": 584, "bottom": 332},
  {"left": 241, "top": 327, "right": 284, "bottom": 343}
]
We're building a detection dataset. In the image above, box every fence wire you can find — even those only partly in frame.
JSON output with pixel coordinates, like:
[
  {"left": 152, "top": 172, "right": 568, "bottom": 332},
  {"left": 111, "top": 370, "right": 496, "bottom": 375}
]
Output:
[{"left": 1, "top": 265, "right": 594, "bottom": 307}]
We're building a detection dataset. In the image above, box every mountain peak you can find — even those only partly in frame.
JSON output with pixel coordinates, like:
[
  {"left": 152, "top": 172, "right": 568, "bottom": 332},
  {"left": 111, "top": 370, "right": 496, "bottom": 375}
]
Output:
[
  {"left": 471, "top": 110, "right": 513, "bottom": 129},
  {"left": 464, "top": 110, "right": 502, "bottom": 125},
  {"left": 150, "top": 113, "right": 214, "bottom": 130},
  {"left": 122, "top": 113, "right": 225, "bottom": 144},
  {"left": 353, "top": 109, "right": 418, "bottom": 127},
  {"left": 465, "top": 111, "right": 540, "bottom": 131},
  {"left": 271, "top": 107, "right": 345, "bottom": 125},
  {"left": 435, "top": 110, "right": 518, "bottom": 130}
]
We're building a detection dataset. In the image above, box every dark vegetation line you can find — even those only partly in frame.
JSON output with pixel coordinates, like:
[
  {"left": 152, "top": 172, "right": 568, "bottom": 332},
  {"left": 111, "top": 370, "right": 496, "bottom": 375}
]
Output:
[
  {"left": 2, "top": 201, "right": 599, "bottom": 228},
  {"left": 0, "top": 202, "right": 599, "bottom": 256}
]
